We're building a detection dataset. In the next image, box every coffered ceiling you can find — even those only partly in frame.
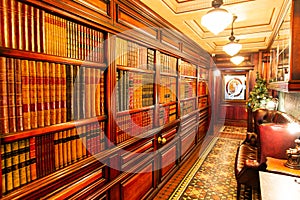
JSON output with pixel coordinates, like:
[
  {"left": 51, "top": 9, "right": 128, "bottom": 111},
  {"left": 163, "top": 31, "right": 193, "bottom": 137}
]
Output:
[{"left": 140, "top": 0, "right": 291, "bottom": 56}]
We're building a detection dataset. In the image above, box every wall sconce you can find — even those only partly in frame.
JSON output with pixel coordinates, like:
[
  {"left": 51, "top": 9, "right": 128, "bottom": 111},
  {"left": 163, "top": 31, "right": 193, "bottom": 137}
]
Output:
[
  {"left": 230, "top": 55, "right": 244, "bottom": 65},
  {"left": 201, "top": 0, "right": 233, "bottom": 35},
  {"left": 223, "top": 16, "right": 242, "bottom": 56}
]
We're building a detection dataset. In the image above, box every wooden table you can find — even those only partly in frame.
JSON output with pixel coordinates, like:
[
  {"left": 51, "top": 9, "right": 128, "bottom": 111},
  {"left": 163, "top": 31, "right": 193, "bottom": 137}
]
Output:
[{"left": 266, "top": 157, "right": 300, "bottom": 177}]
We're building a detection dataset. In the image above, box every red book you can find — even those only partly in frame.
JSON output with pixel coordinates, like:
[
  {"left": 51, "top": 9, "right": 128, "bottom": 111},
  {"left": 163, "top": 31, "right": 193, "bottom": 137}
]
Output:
[
  {"left": 0, "top": 57, "right": 9, "bottom": 134},
  {"left": 29, "top": 137, "right": 37, "bottom": 180},
  {"left": 6, "top": 58, "right": 16, "bottom": 133}
]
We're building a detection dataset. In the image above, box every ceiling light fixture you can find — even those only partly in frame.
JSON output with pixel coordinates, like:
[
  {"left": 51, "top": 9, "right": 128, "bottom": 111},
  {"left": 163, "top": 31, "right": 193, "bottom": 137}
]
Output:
[
  {"left": 223, "top": 16, "right": 242, "bottom": 56},
  {"left": 230, "top": 55, "right": 244, "bottom": 65},
  {"left": 201, "top": 0, "right": 233, "bottom": 35}
]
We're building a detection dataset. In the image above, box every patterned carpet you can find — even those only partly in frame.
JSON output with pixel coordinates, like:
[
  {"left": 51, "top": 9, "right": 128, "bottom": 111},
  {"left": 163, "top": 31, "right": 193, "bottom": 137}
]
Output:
[{"left": 168, "top": 126, "right": 261, "bottom": 200}]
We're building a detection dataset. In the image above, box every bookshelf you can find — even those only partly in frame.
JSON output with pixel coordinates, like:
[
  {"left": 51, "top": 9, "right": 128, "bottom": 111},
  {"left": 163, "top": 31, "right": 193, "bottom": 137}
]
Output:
[{"left": 0, "top": 0, "right": 212, "bottom": 199}]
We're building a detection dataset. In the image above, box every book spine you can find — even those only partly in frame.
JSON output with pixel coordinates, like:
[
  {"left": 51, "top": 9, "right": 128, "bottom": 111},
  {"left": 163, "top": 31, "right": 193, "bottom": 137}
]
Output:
[
  {"left": 49, "top": 63, "right": 56, "bottom": 125},
  {"left": 1, "top": 144, "right": 6, "bottom": 194},
  {"left": 12, "top": 142, "right": 20, "bottom": 190},
  {"left": 1, "top": 0, "right": 10, "bottom": 48},
  {"left": 90, "top": 68, "right": 95, "bottom": 117},
  {"left": 100, "top": 71, "right": 105, "bottom": 115},
  {"left": 43, "top": 62, "right": 50, "bottom": 126},
  {"left": 34, "top": 7, "right": 41, "bottom": 53},
  {"left": 71, "top": 128, "right": 77, "bottom": 163},
  {"left": 24, "top": 139, "right": 31, "bottom": 183},
  {"left": 95, "top": 69, "right": 101, "bottom": 116},
  {"left": 0, "top": 57, "right": 9, "bottom": 134},
  {"left": 55, "top": 64, "right": 62, "bottom": 124},
  {"left": 66, "top": 65, "right": 74, "bottom": 121},
  {"left": 36, "top": 61, "right": 44, "bottom": 127},
  {"left": 14, "top": 59, "right": 24, "bottom": 132},
  {"left": 85, "top": 67, "right": 91, "bottom": 118},
  {"left": 21, "top": 60, "right": 31, "bottom": 130},
  {"left": 18, "top": 140, "right": 27, "bottom": 186},
  {"left": 29, "top": 61, "right": 38, "bottom": 129},
  {"left": 4, "top": 143, "right": 13, "bottom": 193},
  {"left": 66, "top": 129, "right": 72, "bottom": 165},
  {"left": 61, "top": 64, "right": 67, "bottom": 123},
  {"left": 79, "top": 67, "right": 85, "bottom": 119},
  {"left": 29, "top": 137, "right": 36, "bottom": 181}
]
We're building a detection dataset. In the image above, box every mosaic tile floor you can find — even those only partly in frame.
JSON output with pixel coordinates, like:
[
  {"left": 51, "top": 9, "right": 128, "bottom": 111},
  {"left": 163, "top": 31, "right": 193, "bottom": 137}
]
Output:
[{"left": 154, "top": 126, "right": 261, "bottom": 200}]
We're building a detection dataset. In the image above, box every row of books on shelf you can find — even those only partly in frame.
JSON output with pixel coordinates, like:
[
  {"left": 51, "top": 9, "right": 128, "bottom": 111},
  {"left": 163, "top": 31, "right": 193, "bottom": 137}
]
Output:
[
  {"left": 159, "top": 104, "right": 177, "bottom": 126},
  {"left": 198, "top": 68, "right": 209, "bottom": 80},
  {"left": 180, "top": 99, "right": 196, "bottom": 116},
  {"left": 1, "top": 121, "right": 106, "bottom": 194},
  {"left": 180, "top": 78, "right": 197, "bottom": 99},
  {"left": 115, "top": 38, "right": 154, "bottom": 70},
  {"left": 116, "top": 70, "right": 154, "bottom": 112},
  {"left": 1, "top": 0, "right": 105, "bottom": 62},
  {"left": 198, "top": 97, "right": 208, "bottom": 109},
  {"left": 159, "top": 76, "right": 177, "bottom": 104},
  {"left": 198, "top": 81, "right": 208, "bottom": 96},
  {"left": 179, "top": 60, "right": 197, "bottom": 77},
  {"left": 157, "top": 52, "right": 177, "bottom": 74},
  {"left": 115, "top": 110, "right": 154, "bottom": 144},
  {"left": 0, "top": 57, "right": 105, "bottom": 134}
]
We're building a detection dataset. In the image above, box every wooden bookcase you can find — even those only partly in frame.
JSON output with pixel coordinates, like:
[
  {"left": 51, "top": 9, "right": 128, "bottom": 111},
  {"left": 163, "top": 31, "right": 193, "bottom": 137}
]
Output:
[{"left": 0, "top": 0, "right": 212, "bottom": 199}]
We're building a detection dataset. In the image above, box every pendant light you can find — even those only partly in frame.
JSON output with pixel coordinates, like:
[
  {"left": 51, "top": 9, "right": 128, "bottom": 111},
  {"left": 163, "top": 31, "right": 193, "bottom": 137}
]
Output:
[
  {"left": 201, "top": 0, "right": 233, "bottom": 35},
  {"left": 223, "top": 16, "right": 242, "bottom": 56},
  {"left": 230, "top": 55, "right": 244, "bottom": 65}
]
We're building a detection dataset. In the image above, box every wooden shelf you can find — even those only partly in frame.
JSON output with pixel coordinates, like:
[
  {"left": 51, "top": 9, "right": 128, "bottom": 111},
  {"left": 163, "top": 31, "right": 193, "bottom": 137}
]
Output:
[
  {"left": 160, "top": 72, "right": 178, "bottom": 77},
  {"left": 268, "top": 81, "right": 300, "bottom": 92},
  {"left": 0, "top": 47, "right": 107, "bottom": 69},
  {"left": 117, "top": 65, "right": 155, "bottom": 74},
  {"left": 116, "top": 105, "right": 155, "bottom": 117},
  {"left": 1, "top": 115, "right": 107, "bottom": 143}
]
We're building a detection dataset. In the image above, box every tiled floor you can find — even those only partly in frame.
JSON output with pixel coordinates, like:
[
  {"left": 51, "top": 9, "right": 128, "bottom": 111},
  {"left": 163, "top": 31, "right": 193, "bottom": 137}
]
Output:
[{"left": 153, "top": 125, "right": 254, "bottom": 200}]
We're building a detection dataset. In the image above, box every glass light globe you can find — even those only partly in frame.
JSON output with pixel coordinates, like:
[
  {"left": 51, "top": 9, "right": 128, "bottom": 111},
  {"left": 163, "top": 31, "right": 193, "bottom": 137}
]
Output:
[
  {"left": 223, "top": 42, "right": 242, "bottom": 56},
  {"left": 201, "top": 8, "right": 233, "bottom": 35}
]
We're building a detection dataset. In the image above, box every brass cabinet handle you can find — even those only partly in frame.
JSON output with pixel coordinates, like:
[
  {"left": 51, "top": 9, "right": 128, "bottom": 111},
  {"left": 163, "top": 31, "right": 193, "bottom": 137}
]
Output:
[{"left": 158, "top": 136, "right": 167, "bottom": 144}]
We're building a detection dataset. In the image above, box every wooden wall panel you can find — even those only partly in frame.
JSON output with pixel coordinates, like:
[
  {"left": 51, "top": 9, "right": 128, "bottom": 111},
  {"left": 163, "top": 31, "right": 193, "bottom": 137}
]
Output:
[
  {"left": 181, "top": 131, "right": 196, "bottom": 157},
  {"left": 160, "top": 145, "right": 177, "bottom": 177},
  {"left": 121, "top": 163, "right": 153, "bottom": 200},
  {"left": 115, "top": 3, "right": 158, "bottom": 40}
]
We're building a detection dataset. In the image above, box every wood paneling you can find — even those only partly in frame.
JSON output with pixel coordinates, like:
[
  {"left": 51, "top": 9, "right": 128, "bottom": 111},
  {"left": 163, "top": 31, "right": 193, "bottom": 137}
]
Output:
[
  {"left": 122, "top": 163, "right": 153, "bottom": 200},
  {"left": 160, "top": 145, "right": 177, "bottom": 177}
]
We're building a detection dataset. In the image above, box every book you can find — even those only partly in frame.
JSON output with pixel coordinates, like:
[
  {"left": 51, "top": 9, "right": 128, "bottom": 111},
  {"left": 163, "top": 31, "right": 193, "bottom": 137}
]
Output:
[
  {"left": 18, "top": 140, "right": 27, "bottom": 186},
  {"left": 5, "top": 143, "right": 13, "bottom": 192},
  {"left": 55, "top": 63, "right": 62, "bottom": 124},
  {"left": 29, "top": 137, "right": 37, "bottom": 180},
  {"left": 61, "top": 64, "right": 67, "bottom": 123},
  {"left": 24, "top": 139, "right": 31, "bottom": 183},
  {"left": 1, "top": 144, "right": 6, "bottom": 194},
  {"left": 43, "top": 62, "right": 51, "bottom": 126},
  {"left": 11, "top": 141, "right": 20, "bottom": 189},
  {"left": 49, "top": 63, "right": 56, "bottom": 125},
  {"left": 66, "top": 65, "right": 74, "bottom": 121},
  {"left": 14, "top": 59, "right": 24, "bottom": 132},
  {"left": 29, "top": 61, "right": 38, "bottom": 129},
  {"left": 36, "top": 61, "right": 45, "bottom": 127},
  {"left": 21, "top": 60, "right": 31, "bottom": 130},
  {"left": 0, "top": 57, "right": 9, "bottom": 134}
]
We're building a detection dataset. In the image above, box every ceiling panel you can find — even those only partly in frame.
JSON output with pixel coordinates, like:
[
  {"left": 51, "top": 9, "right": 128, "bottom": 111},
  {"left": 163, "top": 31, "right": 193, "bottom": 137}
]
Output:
[{"left": 140, "top": 0, "right": 291, "bottom": 56}]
